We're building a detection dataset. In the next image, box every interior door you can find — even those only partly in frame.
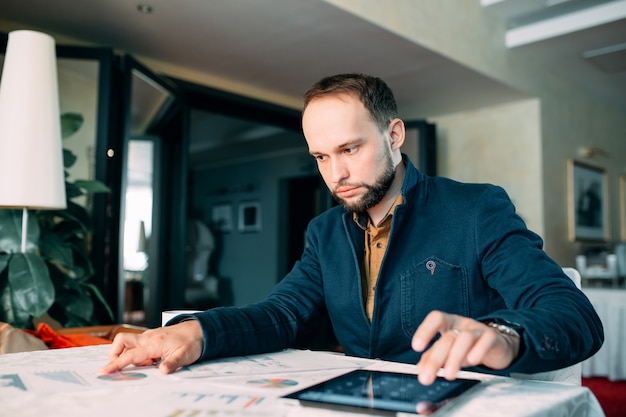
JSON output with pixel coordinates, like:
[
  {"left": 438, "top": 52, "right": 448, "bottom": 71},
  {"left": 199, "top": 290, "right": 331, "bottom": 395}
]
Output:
[{"left": 118, "top": 56, "right": 187, "bottom": 327}]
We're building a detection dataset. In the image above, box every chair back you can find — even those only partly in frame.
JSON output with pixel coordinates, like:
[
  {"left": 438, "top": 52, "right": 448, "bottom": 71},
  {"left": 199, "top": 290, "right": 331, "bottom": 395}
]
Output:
[{"left": 563, "top": 267, "right": 582, "bottom": 289}]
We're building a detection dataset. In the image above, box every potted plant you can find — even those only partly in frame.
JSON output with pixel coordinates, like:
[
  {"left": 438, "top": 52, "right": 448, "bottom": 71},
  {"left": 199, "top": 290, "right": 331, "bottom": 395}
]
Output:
[{"left": 0, "top": 112, "right": 113, "bottom": 329}]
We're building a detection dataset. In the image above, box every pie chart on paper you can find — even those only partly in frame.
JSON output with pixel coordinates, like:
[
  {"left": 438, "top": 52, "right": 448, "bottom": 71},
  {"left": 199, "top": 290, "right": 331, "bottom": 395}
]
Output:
[{"left": 246, "top": 378, "right": 298, "bottom": 388}]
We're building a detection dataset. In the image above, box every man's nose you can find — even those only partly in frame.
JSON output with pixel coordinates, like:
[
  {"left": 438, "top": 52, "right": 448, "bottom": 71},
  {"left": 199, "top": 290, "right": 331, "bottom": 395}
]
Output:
[{"left": 330, "top": 158, "right": 349, "bottom": 183}]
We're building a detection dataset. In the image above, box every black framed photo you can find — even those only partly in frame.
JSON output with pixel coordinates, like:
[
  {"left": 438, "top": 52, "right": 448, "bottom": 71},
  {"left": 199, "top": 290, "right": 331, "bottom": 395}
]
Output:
[
  {"left": 238, "top": 201, "right": 261, "bottom": 233},
  {"left": 211, "top": 203, "right": 233, "bottom": 232},
  {"left": 567, "top": 159, "right": 609, "bottom": 242}
]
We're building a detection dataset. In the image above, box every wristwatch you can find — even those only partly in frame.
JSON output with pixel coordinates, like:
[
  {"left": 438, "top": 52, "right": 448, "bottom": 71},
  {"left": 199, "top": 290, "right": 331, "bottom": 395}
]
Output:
[{"left": 485, "top": 319, "right": 523, "bottom": 339}]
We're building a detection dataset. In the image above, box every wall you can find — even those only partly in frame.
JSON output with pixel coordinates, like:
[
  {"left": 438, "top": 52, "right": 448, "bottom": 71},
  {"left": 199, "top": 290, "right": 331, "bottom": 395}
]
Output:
[
  {"left": 432, "top": 99, "right": 543, "bottom": 235},
  {"left": 325, "top": 0, "right": 626, "bottom": 265},
  {"left": 541, "top": 90, "right": 626, "bottom": 263},
  {"left": 190, "top": 144, "right": 313, "bottom": 306}
]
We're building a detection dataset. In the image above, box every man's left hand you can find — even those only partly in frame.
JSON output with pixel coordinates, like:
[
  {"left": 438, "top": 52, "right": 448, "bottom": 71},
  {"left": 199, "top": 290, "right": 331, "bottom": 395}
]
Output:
[{"left": 411, "top": 310, "right": 520, "bottom": 385}]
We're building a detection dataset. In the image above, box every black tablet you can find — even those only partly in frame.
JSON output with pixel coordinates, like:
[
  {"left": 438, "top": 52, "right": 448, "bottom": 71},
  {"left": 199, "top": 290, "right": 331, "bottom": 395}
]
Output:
[{"left": 284, "top": 369, "right": 480, "bottom": 416}]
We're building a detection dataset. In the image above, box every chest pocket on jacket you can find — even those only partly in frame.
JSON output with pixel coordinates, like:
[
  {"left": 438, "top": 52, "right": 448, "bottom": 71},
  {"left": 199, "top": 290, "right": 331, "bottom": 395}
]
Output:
[{"left": 400, "top": 257, "right": 468, "bottom": 338}]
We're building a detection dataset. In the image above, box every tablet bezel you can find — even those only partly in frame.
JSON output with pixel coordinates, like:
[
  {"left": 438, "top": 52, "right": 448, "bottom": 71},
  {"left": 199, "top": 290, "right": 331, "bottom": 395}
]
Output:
[{"left": 283, "top": 369, "right": 481, "bottom": 416}]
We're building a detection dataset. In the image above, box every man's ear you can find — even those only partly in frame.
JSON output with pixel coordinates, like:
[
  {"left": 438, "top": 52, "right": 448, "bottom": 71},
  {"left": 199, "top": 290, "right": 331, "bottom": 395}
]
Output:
[{"left": 389, "top": 118, "right": 405, "bottom": 150}]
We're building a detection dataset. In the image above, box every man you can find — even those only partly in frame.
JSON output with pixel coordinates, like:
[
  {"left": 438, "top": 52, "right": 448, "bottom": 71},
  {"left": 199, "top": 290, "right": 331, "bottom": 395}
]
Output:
[{"left": 101, "top": 74, "right": 603, "bottom": 385}]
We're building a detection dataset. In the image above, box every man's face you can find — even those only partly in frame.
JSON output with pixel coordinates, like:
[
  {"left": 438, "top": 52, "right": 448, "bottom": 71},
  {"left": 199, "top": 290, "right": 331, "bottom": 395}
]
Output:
[{"left": 302, "top": 94, "right": 395, "bottom": 212}]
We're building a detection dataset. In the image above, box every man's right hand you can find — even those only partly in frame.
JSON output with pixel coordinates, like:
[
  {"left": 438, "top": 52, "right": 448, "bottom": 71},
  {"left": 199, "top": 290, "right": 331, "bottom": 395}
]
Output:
[{"left": 99, "top": 319, "right": 204, "bottom": 375}]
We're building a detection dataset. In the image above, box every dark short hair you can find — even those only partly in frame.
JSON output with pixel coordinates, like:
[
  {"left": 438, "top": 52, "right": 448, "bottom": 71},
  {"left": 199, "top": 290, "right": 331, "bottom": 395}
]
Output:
[{"left": 303, "top": 73, "right": 399, "bottom": 133}]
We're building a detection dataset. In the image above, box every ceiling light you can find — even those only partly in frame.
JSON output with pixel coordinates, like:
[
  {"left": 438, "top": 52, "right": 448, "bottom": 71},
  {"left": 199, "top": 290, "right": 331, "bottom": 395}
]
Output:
[
  {"left": 582, "top": 42, "right": 626, "bottom": 73},
  {"left": 544, "top": 0, "right": 573, "bottom": 7},
  {"left": 506, "top": 0, "right": 626, "bottom": 48}
]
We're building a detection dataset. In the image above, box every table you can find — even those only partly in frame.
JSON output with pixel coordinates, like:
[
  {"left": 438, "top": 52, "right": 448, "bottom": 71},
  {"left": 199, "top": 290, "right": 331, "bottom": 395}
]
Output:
[
  {"left": 0, "top": 345, "right": 603, "bottom": 417},
  {"left": 582, "top": 287, "right": 626, "bottom": 380}
]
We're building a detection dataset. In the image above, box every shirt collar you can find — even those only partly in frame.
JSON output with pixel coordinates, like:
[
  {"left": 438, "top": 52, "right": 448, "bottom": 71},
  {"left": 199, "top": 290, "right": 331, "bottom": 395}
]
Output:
[{"left": 352, "top": 193, "right": 404, "bottom": 230}]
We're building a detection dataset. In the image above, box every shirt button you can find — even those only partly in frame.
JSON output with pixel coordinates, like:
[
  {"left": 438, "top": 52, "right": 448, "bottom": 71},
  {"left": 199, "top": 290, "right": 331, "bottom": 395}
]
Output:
[{"left": 376, "top": 242, "right": 383, "bottom": 249}]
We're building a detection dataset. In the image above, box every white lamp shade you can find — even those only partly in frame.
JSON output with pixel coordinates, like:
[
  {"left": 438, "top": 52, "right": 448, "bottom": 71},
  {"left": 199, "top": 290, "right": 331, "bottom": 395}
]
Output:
[{"left": 0, "top": 30, "right": 66, "bottom": 209}]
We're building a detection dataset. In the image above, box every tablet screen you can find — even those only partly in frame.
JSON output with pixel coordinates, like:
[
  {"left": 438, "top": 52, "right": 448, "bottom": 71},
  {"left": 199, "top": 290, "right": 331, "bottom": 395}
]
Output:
[{"left": 284, "top": 370, "right": 480, "bottom": 415}]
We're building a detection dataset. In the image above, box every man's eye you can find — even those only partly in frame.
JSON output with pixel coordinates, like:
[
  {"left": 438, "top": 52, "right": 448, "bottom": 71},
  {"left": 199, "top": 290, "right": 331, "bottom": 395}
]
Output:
[
  {"left": 344, "top": 147, "right": 357, "bottom": 154},
  {"left": 315, "top": 155, "right": 327, "bottom": 162}
]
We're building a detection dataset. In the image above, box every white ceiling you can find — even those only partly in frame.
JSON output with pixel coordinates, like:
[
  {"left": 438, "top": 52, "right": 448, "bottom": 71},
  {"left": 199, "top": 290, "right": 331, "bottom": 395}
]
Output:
[
  {"left": 1, "top": 0, "right": 624, "bottom": 128},
  {"left": 482, "top": 0, "right": 626, "bottom": 115},
  {"left": 0, "top": 0, "right": 626, "bottom": 115}
]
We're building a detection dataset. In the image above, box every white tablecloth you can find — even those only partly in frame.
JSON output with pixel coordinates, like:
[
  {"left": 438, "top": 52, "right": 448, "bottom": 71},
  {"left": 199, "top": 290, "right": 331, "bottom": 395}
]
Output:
[
  {"left": 0, "top": 344, "right": 603, "bottom": 417},
  {"left": 582, "top": 287, "right": 626, "bottom": 380}
]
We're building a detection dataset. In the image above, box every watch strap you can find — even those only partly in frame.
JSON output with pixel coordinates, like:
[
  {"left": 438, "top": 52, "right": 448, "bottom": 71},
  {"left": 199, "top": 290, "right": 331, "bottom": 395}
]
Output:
[
  {"left": 484, "top": 318, "right": 524, "bottom": 338},
  {"left": 487, "top": 322, "right": 521, "bottom": 338}
]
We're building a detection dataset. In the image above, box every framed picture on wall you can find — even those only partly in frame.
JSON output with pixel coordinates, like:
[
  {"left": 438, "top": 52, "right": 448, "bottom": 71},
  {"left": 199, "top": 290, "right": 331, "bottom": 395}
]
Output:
[
  {"left": 211, "top": 203, "right": 233, "bottom": 232},
  {"left": 567, "top": 159, "right": 609, "bottom": 242},
  {"left": 619, "top": 175, "right": 626, "bottom": 241},
  {"left": 238, "top": 201, "right": 261, "bottom": 233}
]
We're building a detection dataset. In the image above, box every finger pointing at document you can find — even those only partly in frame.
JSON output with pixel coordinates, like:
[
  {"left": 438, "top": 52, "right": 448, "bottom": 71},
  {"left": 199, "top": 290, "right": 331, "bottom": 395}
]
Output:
[
  {"left": 99, "top": 320, "right": 204, "bottom": 375},
  {"left": 412, "top": 311, "right": 521, "bottom": 386}
]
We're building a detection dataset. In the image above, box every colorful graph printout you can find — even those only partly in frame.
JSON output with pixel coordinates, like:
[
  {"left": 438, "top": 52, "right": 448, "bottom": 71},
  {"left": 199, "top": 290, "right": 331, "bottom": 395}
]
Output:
[
  {"left": 35, "top": 370, "right": 86, "bottom": 386},
  {"left": 246, "top": 378, "right": 298, "bottom": 388},
  {"left": 97, "top": 372, "right": 148, "bottom": 381}
]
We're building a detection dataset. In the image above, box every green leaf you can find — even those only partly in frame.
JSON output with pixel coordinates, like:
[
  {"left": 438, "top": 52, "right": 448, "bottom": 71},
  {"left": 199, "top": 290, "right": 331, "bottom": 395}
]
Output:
[
  {"left": 56, "top": 290, "right": 93, "bottom": 322},
  {"left": 0, "top": 209, "right": 40, "bottom": 253},
  {"left": 51, "top": 277, "right": 94, "bottom": 324},
  {"left": 59, "top": 311, "right": 90, "bottom": 328},
  {"left": 68, "top": 245, "right": 93, "bottom": 280},
  {"left": 39, "top": 231, "right": 74, "bottom": 270},
  {"left": 65, "top": 179, "right": 110, "bottom": 200},
  {"left": 41, "top": 203, "right": 91, "bottom": 237},
  {"left": 73, "top": 179, "right": 111, "bottom": 194},
  {"left": 62, "top": 201, "right": 93, "bottom": 232},
  {"left": 83, "top": 282, "right": 114, "bottom": 322},
  {"left": 1, "top": 253, "right": 36, "bottom": 328},
  {"left": 0, "top": 253, "right": 9, "bottom": 274},
  {"left": 0, "top": 283, "right": 32, "bottom": 328},
  {"left": 0, "top": 282, "right": 12, "bottom": 322},
  {"left": 63, "top": 148, "right": 78, "bottom": 169},
  {"left": 65, "top": 180, "right": 83, "bottom": 199},
  {"left": 8, "top": 253, "right": 55, "bottom": 317},
  {"left": 61, "top": 112, "right": 84, "bottom": 139}
]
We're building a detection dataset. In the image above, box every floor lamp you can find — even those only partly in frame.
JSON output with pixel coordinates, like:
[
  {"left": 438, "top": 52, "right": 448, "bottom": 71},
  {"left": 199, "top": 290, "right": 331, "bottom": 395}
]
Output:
[{"left": 0, "top": 30, "right": 67, "bottom": 250}]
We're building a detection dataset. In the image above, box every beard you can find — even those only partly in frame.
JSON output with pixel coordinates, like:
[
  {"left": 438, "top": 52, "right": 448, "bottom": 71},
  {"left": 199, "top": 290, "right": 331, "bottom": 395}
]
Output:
[{"left": 331, "top": 148, "right": 396, "bottom": 213}]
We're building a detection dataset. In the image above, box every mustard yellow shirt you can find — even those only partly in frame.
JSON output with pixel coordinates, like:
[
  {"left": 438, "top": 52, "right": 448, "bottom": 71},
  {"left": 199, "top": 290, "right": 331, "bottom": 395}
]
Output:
[{"left": 353, "top": 194, "right": 404, "bottom": 321}]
